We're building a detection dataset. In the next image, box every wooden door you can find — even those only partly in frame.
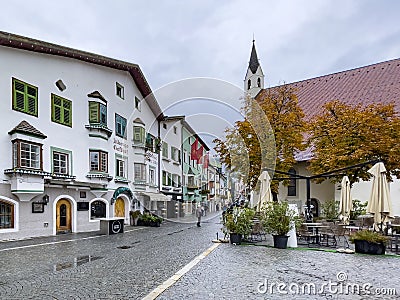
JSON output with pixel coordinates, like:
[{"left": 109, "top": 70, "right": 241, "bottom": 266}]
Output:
[
  {"left": 56, "top": 199, "right": 71, "bottom": 233},
  {"left": 114, "top": 197, "right": 125, "bottom": 218}
]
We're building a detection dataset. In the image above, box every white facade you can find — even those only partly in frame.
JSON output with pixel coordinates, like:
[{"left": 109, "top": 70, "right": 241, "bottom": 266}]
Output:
[
  {"left": 0, "top": 32, "right": 167, "bottom": 240},
  {"left": 159, "top": 117, "right": 184, "bottom": 218}
]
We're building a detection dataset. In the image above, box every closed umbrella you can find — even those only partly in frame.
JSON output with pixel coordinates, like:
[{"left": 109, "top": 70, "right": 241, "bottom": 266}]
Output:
[
  {"left": 338, "top": 176, "right": 352, "bottom": 225},
  {"left": 256, "top": 170, "right": 272, "bottom": 212},
  {"left": 366, "top": 162, "right": 393, "bottom": 231}
]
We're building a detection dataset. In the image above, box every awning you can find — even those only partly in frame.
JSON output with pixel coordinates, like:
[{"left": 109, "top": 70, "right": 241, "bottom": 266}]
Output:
[
  {"left": 140, "top": 192, "right": 171, "bottom": 202},
  {"left": 111, "top": 187, "right": 133, "bottom": 204}
]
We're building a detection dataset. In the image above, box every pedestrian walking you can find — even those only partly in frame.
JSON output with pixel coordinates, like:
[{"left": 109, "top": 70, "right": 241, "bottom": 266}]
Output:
[{"left": 196, "top": 205, "right": 204, "bottom": 227}]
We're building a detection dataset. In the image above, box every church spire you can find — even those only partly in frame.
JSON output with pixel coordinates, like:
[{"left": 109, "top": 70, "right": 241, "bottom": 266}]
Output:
[
  {"left": 244, "top": 38, "right": 264, "bottom": 97},
  {"left": 248, "top": 39, "right": 260, "bottom": 74}
]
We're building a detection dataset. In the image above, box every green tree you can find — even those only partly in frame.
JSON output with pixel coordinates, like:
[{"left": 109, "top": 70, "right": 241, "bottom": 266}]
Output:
[{"left": 308, "top": 101, "right": 400, "bottom": 185}]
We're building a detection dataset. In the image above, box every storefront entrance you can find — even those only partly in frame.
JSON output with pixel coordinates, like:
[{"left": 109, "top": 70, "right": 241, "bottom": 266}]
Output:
[{"left": 56, "top": 199, "right": 72, "bottom": 233}]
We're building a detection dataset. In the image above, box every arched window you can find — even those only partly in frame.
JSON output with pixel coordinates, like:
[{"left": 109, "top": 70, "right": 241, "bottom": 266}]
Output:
[
  {"left": 91, "top": 200, "right": 106, "bottom": 219},
  {"left": 257, "top": 78, "right": 261, "bottom": 87},
  {"left": 0, "top": 200, "right": 14, "bottom": 229},
  {"left": 287, "top": 168, "right": 297, "bottom": 196},
  {"left": 247, "top": 79, "right": 251, "bottom": 90}
]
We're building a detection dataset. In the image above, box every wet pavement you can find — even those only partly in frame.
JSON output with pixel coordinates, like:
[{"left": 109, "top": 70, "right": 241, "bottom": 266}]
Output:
[{"left": 1, "top": 213, "right": 399, "bottom": 299}]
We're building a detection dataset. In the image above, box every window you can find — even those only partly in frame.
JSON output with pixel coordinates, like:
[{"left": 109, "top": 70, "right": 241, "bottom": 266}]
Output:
[
  {"left": 162, "top": 142, "right": 168, "bottom": 158},
  {"left": 149, "top": 168, "right": 155, "bottom": 185},
  {"left": 91, "top": 200, "right": 106, "bottom": 219},
  {"left": 52, "top": 94, "right": 72, "bottom": 127},
  {"left": 134, "top": 163, "right": 146, "bottom": 181},
  {"left": 162, "top": 171, "right": 167, "bottom": 186},
  {"left": 171, "top": 147, "right": 180, "bottom": 162},
  {"left": 133, "top": 126, "right": 145, "bottom": 144},
  {"left": 115, "top": 114, "right": 127, "bottom": 138},
  {"left": 116, "top": 157, "right": 126, "bottom": 178},
  {"left": 162, "top": 171, "right": 172, "bottom": 186},
  {"left": 116, "top": 82, "right": 124, "bottom": 99},
  {"left": 173, "top": 126, "right": 177, "bottom": 134},
  {"left": 0, "top": 201, "right": 14, "bottom": 229},
  {"left": 13, "top": 140, "right": 42, "bottom": 169},
  {"left": 89, "top": 101, "right": 107, "bottom": 125},
  {"left": 163, "top": 123, "right": 167, "bottom": 129},
  {"left": 183, "top": 150, "right": 187, "bottom": 163},
  {"left": 145, "top": 133, "right": 155, "bottom": 152},
  {"left": 12, "top": 78, "right": 38, "bottom": 116},
  {"left": 247, "top": 79, "right": 251, "bottom": 90},
  {"left": 288, "top": 168, "right": 297, "bottom": 196},
  {"left": 53, "top": 151, "right": 68, "bottom": 174},
  {"left": 135, "top": 97, "right": 141, "bottom": 110},
  {"left": 257, "top": 78, "right": 261, "bottom": 87},
  {"left": 172, "top": 174, "right": 181, "bottom": 187},
  {"left": 188, "top": 175, "right": 195, "bottom": 186},
  {"left": 90, "top": 150, "right": 108, "bottom": 172}
]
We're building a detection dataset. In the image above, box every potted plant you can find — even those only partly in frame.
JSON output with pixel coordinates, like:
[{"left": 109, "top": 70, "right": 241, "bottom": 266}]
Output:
[
  {"left": 222, "top": 206, "right": 255, "bottom": 244},
  {"left": 129, "top": 210, "right": 142, "bottom": 226},
  {"left": 349, "top": 230, "right": 388, "bottom": 255},
  {"left": 260, "top": 201, "right": 303, "bottom": 249}
]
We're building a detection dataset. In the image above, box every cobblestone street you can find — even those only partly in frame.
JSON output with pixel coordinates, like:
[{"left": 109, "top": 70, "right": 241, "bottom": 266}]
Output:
[{"left": 1, "top": 213, "right": 399, "bottom": 299}]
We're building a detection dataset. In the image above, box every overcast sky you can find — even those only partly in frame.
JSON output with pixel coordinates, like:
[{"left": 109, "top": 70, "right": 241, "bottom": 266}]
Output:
[{"left": 1, "top": 0, "right": 399, "bottom": 147}]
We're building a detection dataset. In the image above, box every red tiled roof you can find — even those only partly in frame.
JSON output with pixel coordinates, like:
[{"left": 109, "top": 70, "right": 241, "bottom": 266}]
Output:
[{"left": 259, "top": 58, "right": 400, "bottom": 120}]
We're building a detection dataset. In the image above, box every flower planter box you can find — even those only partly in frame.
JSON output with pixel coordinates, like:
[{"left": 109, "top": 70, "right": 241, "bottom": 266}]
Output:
[{"left": 354, "top": 240, "right": 386, "bottom": 255}]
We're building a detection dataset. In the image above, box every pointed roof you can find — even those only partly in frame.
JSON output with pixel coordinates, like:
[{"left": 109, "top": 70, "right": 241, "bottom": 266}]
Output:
[
  {"left": 249, "top": 40, "right": 260, "bottom": 74},
  {"left": 8, "top": 120, "right": 47, "bottom": 139}
]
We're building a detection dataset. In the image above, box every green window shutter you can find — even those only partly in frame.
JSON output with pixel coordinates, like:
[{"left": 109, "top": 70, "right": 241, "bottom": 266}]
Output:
[
  {"left": 12, "top": 79, "right": 38, "bottom": 116},
  {"left": 89, "top": 102, "right": 99, "bottom": 123},
  {"left": 64, "top": 100, "right": 72, "bottom": 126},
  {"left": 52, "top": 95, "right": 72, "bottom": 127},
  {"left": 27, "top": 86, "right": 37, "bottom": 115},
  {"left": 14, "top": 81, "right": 25, "bottom": 111}
]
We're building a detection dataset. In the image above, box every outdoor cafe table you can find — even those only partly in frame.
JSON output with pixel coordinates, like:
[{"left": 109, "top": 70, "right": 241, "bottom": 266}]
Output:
[
  {"left": 338, "top": 224, "right": 360, "bottom": 235},
  {"left": 302, "top": 223, "right": 329, "bottom": 244}
]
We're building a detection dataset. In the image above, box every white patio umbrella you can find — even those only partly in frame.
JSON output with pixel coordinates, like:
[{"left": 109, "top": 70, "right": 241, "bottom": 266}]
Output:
[
  {"left": 366, "top": 162, "right": 393, "bottom": 231},
  {"left": 338, "top": 176, "right": 352, "bottom": 225},
  {"left": 256, "top": 171, "right": 273, "bottom": 212}
]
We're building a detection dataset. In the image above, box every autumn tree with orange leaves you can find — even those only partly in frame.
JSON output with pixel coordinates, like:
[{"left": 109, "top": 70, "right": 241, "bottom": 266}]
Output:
[
  {"left": 307, "top": 101, "right": 400, "bottom": 186},
  {"left": 214, "top": 85, "right": 306, "bottom": 192}
]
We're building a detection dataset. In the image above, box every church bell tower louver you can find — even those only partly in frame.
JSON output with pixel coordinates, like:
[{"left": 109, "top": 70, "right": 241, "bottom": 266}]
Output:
[{"left": 244, "top": 39, "right": 264, "bottom": 98}]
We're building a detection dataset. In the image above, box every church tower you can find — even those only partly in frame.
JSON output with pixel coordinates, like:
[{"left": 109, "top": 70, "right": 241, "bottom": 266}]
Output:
[{"left": 244, "top": 39, "right": 264, "bottom": 98}]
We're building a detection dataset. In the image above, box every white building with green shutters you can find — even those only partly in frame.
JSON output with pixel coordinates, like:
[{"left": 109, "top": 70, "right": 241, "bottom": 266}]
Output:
[{"left": 0, "top": 31, "right": 170, "bottom": 240}]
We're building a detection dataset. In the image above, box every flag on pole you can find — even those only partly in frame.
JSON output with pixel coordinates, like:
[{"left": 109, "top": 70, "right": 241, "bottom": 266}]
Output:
[{"left": 190, "top": 138, "right": 203, "bottom": 162}]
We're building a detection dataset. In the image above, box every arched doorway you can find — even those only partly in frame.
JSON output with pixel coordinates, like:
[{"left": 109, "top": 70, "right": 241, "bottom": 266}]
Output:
[
  {"left": 114, "top": 197, "right": 125, "bottom": 218},
  {"left": 56, "top": 199, "right": 72, "bottom": 233}
]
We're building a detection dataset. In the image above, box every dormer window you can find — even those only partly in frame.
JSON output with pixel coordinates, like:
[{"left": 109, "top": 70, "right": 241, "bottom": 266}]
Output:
[
  {"left": 89, "top": 101, "right": 107, "bottom": 126},
  {"left": 13, "top": 140, "right": 42, "bottom": 170}
]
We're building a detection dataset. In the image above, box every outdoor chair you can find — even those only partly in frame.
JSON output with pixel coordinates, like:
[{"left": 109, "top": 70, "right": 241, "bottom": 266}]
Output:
[
  {"left": 388, "top": 218, "right": 400, "bottom": 253},
  {"left": 361, "top": 217, "right": 374, "bottom": 230},
  {"left": 331, "top": 224, "right": 350, "bottom": 248},
  {"left": 296, "top": 224, "right": 318, "bottom": 246},
  {"left": 249, "top": 220, "right": 266, "bottom": 242},
  {"left": 319, "top": 222, "right": 337, "bottom": 247}
]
